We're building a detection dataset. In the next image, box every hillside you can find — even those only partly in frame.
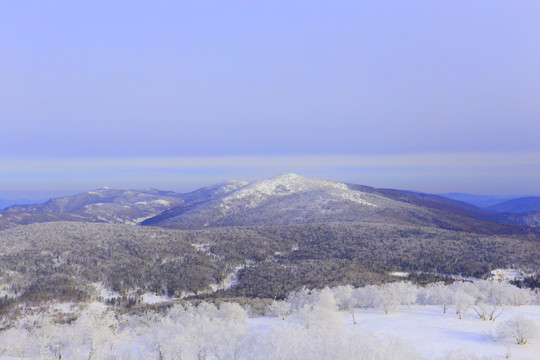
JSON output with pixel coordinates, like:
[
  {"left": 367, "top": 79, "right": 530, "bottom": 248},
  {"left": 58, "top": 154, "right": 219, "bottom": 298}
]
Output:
[
  {"left": 1, "top": 221, "right": 538, "bottom": 306},
  {"left": 487, "top": 196, "right": 540, "bottom": 213},
  {"left": 438, "top": 193, "right": 520, "bottom": 208},
  {"left": 142, "top": 174, "right": 539, "bottom": 234},
  {"left": 2, "top": 174, "right": 538, "bottom": 233},
  {"left": 0, "top": 181, "right": 246, "bottom": 229}
]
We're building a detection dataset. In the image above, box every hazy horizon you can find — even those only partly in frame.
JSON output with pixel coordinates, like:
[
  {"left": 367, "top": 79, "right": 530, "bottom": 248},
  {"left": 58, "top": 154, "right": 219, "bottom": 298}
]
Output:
[
  {"left": 2, "top": 1, "right": 539, "bottom": 199},
  {"left": 2, "top": 152, "right": 540, "bottom": 200}
]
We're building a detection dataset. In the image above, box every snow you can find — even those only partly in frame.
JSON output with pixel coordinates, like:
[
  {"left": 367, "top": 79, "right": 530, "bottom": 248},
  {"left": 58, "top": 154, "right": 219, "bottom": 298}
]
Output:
[
  {"left": 489, "top": 268, "right": 532, "bottom": 282},
  {"left": 249, "top": 304, "right": 540, "bottom": 359},
  {"left": 390, "top": 271, "right": 410, "bottom": 278},
  {"left": 135, "top": 199, "right": 171, "bottom": 206},
  {"left": 141, "top": 293, "right": 171, "bottom": 304},
  {"left": 192, "top": 243, "right": 211, "bottom": 252},
  {"left": 93, "top": 282, "right": 122, "bottom": 300},
  {"left": 221, "top": 173, "right": 376, "bottom": 210},
  {"left": 1, "top": 303, "right": 539, "bottom": 359}
]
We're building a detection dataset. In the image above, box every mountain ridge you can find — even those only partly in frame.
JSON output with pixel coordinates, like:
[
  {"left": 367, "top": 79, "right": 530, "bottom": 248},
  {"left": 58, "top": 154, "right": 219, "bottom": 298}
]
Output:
[
  {"left": 487, "top": 196, "right": 540, "bottom": 213},
  {"left": 2, "top": 174, "right": 539, "bottom": 233}
]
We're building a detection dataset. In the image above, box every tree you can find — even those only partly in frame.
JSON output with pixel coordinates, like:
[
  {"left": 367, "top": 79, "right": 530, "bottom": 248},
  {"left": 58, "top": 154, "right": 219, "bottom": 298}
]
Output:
[
  {"left": 472, "top": 302, "right": 503, "bottom": 321},
  {"left": 426, "top": 282, "right": 452, "bottom": 314},
  {"left": 269, "top": 300, "right": 290, "bottom": 320},
  {"left": 354, "top": 284, "right": 381, "bottom": 309},
  {"left": 295, "top": 287, "right": 340, "bottom": 329},
  {"left": 72, "top": 302, "right": 120, "bottom": 360},
  {"left": 497, "top": 315, "right": 539, "bottom": 345},
  {"left": 379, "top": 282, "right": 418, "bottom": 314},
  {"left": 28, "top": 314, "right": 73, "bottom": 360},
  {"left": 452, "top": 290, "right": 475, "bottom": 320},
  {"left": 285, "top": 288, "right": 311, "bottom": 314},
  {"left": 450, "top": 282, "right": 479, "bottom": 320},
  {"left": 333, "top": 285, "right": 358, "bottom": 325}
]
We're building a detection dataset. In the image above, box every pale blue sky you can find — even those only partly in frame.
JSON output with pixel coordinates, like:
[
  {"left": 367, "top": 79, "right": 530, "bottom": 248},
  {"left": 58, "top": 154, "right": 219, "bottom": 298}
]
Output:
[{"left": 1, "top": 1, "right": 539, "bottom": 198}]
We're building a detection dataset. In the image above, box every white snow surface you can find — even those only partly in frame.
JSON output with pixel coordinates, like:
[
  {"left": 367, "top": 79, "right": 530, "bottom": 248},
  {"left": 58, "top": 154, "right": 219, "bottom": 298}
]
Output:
[
  {"left": 249, "top": 305, "right": 540, "bottom": 360},
  {"left": 221, "top": 173, "right": 376, "bottom": 210},
  {"left": 2, "top": 304, "right": 539, "bottom": 359},
  {"left": 389, "top": 271, "right": 410, "bottom": 278},
  {"left": 141, "top": 293, "right": 171, "bottom": 304}
]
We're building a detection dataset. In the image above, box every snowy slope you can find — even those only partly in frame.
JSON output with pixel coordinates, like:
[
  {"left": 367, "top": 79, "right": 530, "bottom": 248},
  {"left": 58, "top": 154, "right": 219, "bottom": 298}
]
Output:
[
  {"left": 220, "top": 173, "right": 376, "bottom": 213},
  {"left": 142, "top": 173, "right": 438, "bottom": 229},
  {"left": 248, "top": 305, "right": 540, "bottom": 360}
]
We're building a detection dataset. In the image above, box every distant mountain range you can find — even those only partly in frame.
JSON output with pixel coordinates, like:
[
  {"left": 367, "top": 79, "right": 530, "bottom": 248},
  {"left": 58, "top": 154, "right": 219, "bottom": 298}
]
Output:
[
  {"left": 438, "top": 193, "right": 522, "bottom": 208},
  {"left": 0, "top": 198, "right": 45, "bottom": 210},
  {"left": 486, "top": 196, "right": 540, "bottom": 213},
  {"left": 1, "top": 174, "right": 539, "bottom": 306},
  {"left": 2, "top": 174, "right": 540, "bottom": 231},
  {"left": 2, "top": 181, "right": 246, "bottom": 226}
]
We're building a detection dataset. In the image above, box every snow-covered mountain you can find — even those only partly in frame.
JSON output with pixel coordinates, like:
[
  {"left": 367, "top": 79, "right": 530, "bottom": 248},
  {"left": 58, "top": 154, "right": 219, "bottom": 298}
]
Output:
[
  {"left": 2, "top": 174, "right": 538, "bottom": 232},
  {"left": 4, "top": 187, "right": 185, "bottom": 225},
  {"left": 2, "top": 181, "right": 247, "bottom": 227},
  {"left": 142, "top": 173, "right": 469, "bottom": 229}
]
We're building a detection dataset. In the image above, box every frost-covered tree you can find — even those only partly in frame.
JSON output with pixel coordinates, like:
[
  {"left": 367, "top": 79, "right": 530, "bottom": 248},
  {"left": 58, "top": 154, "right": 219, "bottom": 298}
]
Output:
[
  {"left": 146, "top": 301, "right": 249, "bottom": 360},
  {"left": 354, "top": 284, "right": 381, "bottom": 309},
  {"left": 452, "top": 290, "right": 476, "bottom": 320},
  {"left": 28, "top": 314, "right": 73, "bottom": 360},
  {"left": 285, "top": 288, "right": 311, "bottom": 314},
  {"left": 71, "top": 302, "right": 121, "bottom": 360},
  {"left": 379, "top": 282, "right": 418, "bottom": 314},
  {"left": 333, "top": 285, "right": 358, "bottom": 325},
  {"left": 449, "top": 281, "right": 481, "bottom": 319},
  {"left": 497, "top": 315, "right": 539, "bottom": 345},
  {"left": 269, "top": 299, "right": 290, "bottom": 320},
  {"left": 469, "top": 280, "right": 532, "bottom": 321},
  {"left": 295, "top": 287, "right": 340, "bottom": 329},
  {"left": 211, "top": 302, "right": 249, "bottom": 360},
  {"left": 473, "top": 280, "right": 529, "bottom": 306},
  {"left": 425, "top": 282, "right": 452, "bottom": 313}
]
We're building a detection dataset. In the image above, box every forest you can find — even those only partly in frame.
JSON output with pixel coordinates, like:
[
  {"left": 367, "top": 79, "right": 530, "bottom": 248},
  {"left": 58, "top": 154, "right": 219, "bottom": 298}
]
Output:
[
  {"left": 1, "top": 221, "right": 538, "bottom": 312},
  {"left": 0, "top": 280, "right": 538, "bottom": 360}
]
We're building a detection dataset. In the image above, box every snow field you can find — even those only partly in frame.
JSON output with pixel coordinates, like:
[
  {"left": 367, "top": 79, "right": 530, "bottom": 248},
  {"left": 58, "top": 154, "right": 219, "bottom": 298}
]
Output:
[{"left": 1, "top": 281, "right": 539, "bottom": 359}]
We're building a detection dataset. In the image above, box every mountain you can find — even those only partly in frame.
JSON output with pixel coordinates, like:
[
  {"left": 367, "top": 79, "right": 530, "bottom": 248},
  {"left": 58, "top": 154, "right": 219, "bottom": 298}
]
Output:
[
  {"left": 142, "top": 173, "right": 538, "bottom": 234},
  {"left": 437, "top": 193, "right": 521, "bottom": 208},
  {"left": 1, "top": 181, "right": 247, "bottom": 229},
  {"left": 0, "top": 198, "right": 45, "bottom": 210},
  {"left": 487, "top": 196, "right": 540, "bottom": 213},
  {"left": 1, "top": 175, "right": 539, "bottom": 310},
  {"left": 2, "top": 174, "right": 538, "bottom": 233},
  {"left": 4, "top": 187, "right": 186, "bottom": 225},
  {"left": 500, "top": 211, "right": 540, "bottom": 227},
  {"left": 142, "top": 173, "right": 414, "bottom": 228}
]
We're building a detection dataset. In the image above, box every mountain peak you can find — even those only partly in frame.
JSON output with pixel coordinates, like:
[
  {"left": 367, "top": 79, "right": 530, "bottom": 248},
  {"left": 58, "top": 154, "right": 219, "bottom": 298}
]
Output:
[
  {"left": 220, "top": 173, "right": 376, "bottom": 210},
  {"left": 274, "top": 172, "right": 301, "bottom": 179}
]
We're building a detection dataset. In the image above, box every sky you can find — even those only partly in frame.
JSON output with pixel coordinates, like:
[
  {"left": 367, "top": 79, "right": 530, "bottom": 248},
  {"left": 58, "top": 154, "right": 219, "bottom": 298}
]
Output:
[{"left": 1, "top": 1, "right": 539, "bottom": 199}]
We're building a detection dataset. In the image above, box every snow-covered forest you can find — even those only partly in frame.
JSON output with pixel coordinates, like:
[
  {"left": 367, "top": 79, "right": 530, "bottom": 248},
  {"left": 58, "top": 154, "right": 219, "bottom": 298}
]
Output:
[{"left": 1, "top": 280, "right": 538, "bottom": 360}]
